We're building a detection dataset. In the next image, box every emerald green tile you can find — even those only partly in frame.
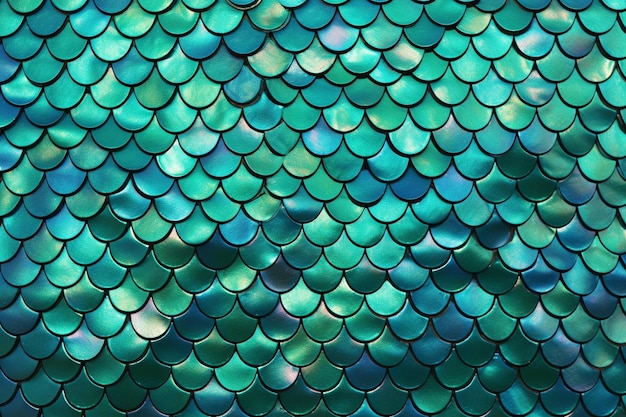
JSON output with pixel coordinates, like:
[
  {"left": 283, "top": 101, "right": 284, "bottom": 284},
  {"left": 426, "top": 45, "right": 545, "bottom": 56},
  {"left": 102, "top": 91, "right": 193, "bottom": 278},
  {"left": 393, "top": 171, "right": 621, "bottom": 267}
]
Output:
[
  {"left": 318, "top": 14, "right": 358, "bottom": 53},
  {"left": 432, "top": 68, "right": 470, "bottom": 105},
  {"left": 0, "top": 1, "right": 23, "bottom": 38},
  {"left": 562, "top": 356, "right": 600, "bottom": 394},
  {"left": 1, "top": 2, "right": 626, "bottom": 417},
  {"left": 237, "top": 377, "right": 277, "bottom": 416},
  {"left": 536, "top": 0, "right": 574, "bottom": 33},
  {"left": 158, "top": 1, "right": 198, "bottom": 35},
  {"left": 280, "top": 325, "right": 320, "bottom": 367},
  {"left": 150, "top": 376, "right": 191, "bottom": 414},
  {"left": 194, "top": 378, "right": 235, "bottom": 415},
  {"left": 301, "top": 352, "right": 342, "bottom": 391},
  {"left": 405, "top": 12, "right": 444, "bottom": 48},
  {"left": 362, "top": 15, "right": 402, "bottom": 51},
  {"left": 85, "top": 296, "right": 126, "bottom": 338},
  {"left": 302, "top": 303, "right": 342, "bottom": 343},
  {"left": 68, "top": 1, "right": 109, "bottom": 37},
  {"left": 91, "top": 24, "right": 132, "bottom": 62},
  {"left": 367, "top": 376, "right": 408, "bottom": 415},
  {"left": 1, "top": 70, "right": 40, "bottom": 109},
  {"left": 3, "top": 24, "right": 41, "bottom": 63},
  {"left": 411, "top": 374, "right": 452, "bottom": 414},
  {"left": 20, "top": 367, "right": 59, "bottom": 407},
  {"left": 582, "top": 381, "right": 620, "bottom": 417},
  {"left": 600, "top": 21, "right": 626, "bottom": 59},
  {"left": 435, "top": 29, "right": 470, "bottom": 60},
  {"left": 339, "top": 0, "right": 378, "bottom": 25},
  {"left": 64, "top": 368, "right": 104, "bottom": 410},
  {"left": 106, "top": 372, "right": 147, "bottom": 411},
  {"left": 112, "top": 3, "right": 153, "bottom": 37},
  {"left": 93, "top": 0, "right": 130, "bottom": 14},
  {"left": 279, "top": 376, "right": 321, "bottom": 414},
  {"left": 321, "top": 328, "right": 362, "bottom": 370},
  {"left": 558, "top": 19, "right": 597, "bottom": 58}
]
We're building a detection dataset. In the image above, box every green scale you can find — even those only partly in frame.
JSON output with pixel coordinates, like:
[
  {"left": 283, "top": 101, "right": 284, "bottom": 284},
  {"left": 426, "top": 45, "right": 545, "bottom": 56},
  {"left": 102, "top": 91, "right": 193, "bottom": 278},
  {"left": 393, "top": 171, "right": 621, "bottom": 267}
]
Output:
[{"left": 1, "top": 0, "right": 626, "bottom": 416}]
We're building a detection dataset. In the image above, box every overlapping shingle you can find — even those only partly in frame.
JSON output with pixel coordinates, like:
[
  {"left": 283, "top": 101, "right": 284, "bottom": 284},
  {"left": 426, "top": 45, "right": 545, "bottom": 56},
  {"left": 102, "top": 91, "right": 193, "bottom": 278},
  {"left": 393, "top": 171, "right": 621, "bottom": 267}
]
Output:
[{"left": 2, "top": 0, "right": 626, "bottom": 416}]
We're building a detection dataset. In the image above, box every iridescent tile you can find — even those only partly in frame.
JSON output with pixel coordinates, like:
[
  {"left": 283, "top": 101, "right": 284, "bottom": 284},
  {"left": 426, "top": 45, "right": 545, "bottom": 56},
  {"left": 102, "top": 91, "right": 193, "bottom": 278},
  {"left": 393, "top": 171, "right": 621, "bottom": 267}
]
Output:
[
  {"left": 106, "top": 371, "right": 147, "bottom": 411},
  {"left": 20, "top": 367, "right": 59, "bottom": 407},
  {"left": 150, "top": 376, "right": 191, "bottom": 415},
  {"left": 301, "top": 352, "right": 342, "bottom": 391},
  {"left": 456, "top": 376, "right": 496, "bottom": 415},
  {"left": 538, "top": 377, "right": 579, "bottom": 416},
  {"left": 494, "top": 0, "right": 533, "bottom": 32},
  {"left": 157, "top": 1, "right": 198, "bottom": 35},
  {"left": 1, "top": 2, "right": 626, "bottom": 417},
  {"left": 0, "top": 391, "right": 39, "bottom": 417},
  {"left": 411, "top": 374, "right": 452, "bottom": 414},
  {"left": 0, "top": 1, "right": 23, "bottom": 38},
  {"left": 85, "top": 348, "right": 125, "bottom": 385},
  {"left": 63, "top": 368, "right": 104, "bottom": 410},
  {"left": 432, "top": 68, "right": 471, "bottom": 106},
  {"left": 22, "top": 47, "right": 64, "bottom": 87},
  {"left": 562, "top": 355, "right": 601, "bottom": 393},
  {"left": 404, "top": 13, "right": 444, "bottom": 48},
  {"left": 318, "top": 14, "right": 359, "bottom": 53},
  {"left": 599, "top": 22, "right": 626, "bottom": 60},
  {"left": 473, "top": 21, "right": 513, "bottom": 61},
  {"left": 339, "top": 0, "right": 379, "bottom": 26},
  {"left": 434, "top": 30, "right": 469, "bottom": 61},
  {"left": 236, "top": 377, "right": 278, "bottom": 416},
  {"left": 558, "top": 19, "right": 597, "bottom": 58},
  {"left": 194, "top": 377, "right": 235, "bottom": 416},
  {"left": 138, "top": 0, "right": 173, "bottom": 13},
  {"left": 367, "top": 375, "right": 408, "bottom": 416},
  {"left": 499, "top": 380, "right": 539, "bottom": 416},
  {"left": 85, "top": 296, "right": 126, "bottom": 338},
  {"left": 293, "top": 0, "right": 335, "bottom": 29},
  {"left": 537, "top": 0, "right": 575, "bottom": 33},
  {"left": 68, "top": 1, "right": 110, "bottom": 37},
  {"left": 581, "top": 381, "right": 619, "bottom": 417},
  {"left": 407, "top": 94, "right": 449, "bottom": 132},
  {"left": 2, "top": 23, "right": 42, "bottom": 63},
  {"left": 381, "top": 0, "right": 422, "bottom": 26}
]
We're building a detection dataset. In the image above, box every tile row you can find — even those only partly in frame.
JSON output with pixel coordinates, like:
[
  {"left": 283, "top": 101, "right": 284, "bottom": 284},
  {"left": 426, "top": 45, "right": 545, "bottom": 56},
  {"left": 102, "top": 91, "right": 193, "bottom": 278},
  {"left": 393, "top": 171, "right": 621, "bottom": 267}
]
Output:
[
  {"left": 2, "top": 316, "right": 626, "bottom": 415},
  {"left": 2, "top": 0, "right": 626, "bottom": 416}
]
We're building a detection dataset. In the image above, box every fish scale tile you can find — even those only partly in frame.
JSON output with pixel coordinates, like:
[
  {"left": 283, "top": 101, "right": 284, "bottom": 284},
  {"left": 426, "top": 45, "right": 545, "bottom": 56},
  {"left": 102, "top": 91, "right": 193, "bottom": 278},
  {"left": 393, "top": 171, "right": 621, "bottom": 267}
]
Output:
[{"left": 1, "top": 0, "right": 626, "bottom": 416}]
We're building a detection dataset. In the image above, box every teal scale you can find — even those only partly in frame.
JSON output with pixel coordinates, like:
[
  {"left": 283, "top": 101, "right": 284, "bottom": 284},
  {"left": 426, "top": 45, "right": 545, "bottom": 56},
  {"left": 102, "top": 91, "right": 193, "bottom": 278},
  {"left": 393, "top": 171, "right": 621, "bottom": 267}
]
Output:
[{"left": 1, "top": 0, "right": 626, "bottom": 416}]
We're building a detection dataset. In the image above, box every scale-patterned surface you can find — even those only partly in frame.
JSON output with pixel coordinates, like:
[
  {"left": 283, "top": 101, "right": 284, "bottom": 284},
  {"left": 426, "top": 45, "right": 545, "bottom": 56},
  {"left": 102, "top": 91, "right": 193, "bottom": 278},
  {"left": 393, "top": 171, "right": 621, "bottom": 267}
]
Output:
[{"left": 1, "top": 0, "right": 626, "bottom": 416}]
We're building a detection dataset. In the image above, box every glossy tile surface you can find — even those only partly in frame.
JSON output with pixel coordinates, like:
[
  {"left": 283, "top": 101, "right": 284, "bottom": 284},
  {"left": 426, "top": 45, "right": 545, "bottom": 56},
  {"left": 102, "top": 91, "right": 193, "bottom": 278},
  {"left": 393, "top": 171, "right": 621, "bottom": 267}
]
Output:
[{"left": 1, "top": 0, "right": 626, "bottom": 416}]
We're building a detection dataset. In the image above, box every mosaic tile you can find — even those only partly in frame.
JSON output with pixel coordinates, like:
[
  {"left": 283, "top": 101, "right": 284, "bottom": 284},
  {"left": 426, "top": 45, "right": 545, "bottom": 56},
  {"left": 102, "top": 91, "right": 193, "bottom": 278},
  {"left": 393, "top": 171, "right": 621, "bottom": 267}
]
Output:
[{"left": 1, "top": 0, "right": 626, "bottom": 416}]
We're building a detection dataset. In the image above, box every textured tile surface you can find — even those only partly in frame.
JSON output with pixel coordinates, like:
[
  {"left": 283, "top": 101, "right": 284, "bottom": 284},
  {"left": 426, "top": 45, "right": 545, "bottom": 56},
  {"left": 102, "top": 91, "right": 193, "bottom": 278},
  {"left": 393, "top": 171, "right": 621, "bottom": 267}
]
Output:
[{"left": 1, "top": 0, "right": 626, "bottom": 416}]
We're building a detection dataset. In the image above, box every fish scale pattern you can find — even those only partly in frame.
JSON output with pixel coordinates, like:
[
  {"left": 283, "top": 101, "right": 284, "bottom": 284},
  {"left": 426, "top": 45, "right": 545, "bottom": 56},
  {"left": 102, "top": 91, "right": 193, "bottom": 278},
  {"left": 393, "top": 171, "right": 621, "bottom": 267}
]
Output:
[{"left": 1, "top": 0, "right": 626, "bottom": 416}]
